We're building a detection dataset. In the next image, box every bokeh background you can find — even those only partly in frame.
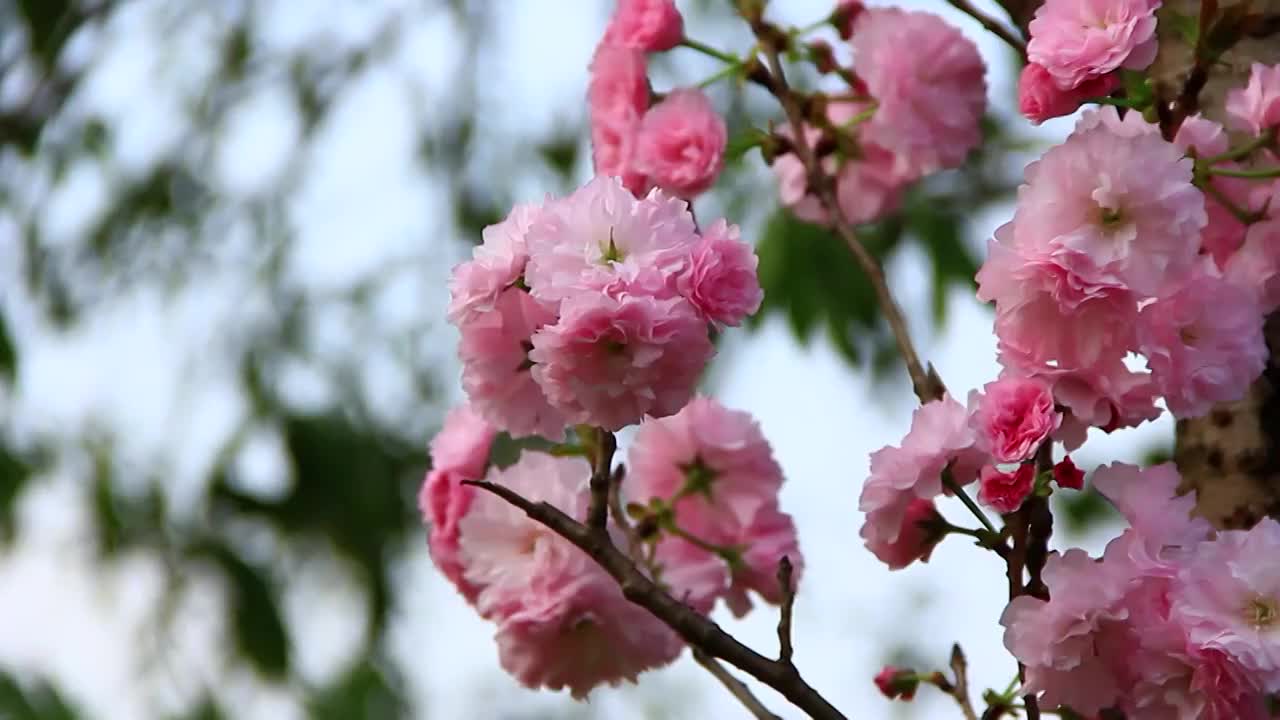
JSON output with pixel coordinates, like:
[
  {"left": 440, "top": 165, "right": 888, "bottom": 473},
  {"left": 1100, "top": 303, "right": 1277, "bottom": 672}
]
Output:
[{"left": 0, "top": 1, "right": 1173, "bottom": 718}]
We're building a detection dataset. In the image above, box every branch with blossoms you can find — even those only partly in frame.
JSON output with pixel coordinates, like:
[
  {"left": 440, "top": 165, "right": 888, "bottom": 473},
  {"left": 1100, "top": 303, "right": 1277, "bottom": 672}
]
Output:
[{"left": 418, "top": 0, "right": 1280, "bottom": 718}]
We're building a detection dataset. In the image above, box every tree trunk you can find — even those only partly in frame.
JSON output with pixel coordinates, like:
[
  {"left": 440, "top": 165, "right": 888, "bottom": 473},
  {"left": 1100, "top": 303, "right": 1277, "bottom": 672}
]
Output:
[{"left": 1150, "top": 0, "right": 1280, "bottom": 528}]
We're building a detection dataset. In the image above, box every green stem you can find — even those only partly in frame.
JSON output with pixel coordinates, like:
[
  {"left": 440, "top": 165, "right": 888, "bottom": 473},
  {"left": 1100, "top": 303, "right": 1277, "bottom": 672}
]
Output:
[
  {"left": 697, "top": 62, "right": 744, "bottom": 88},
  {"left": 943, "top": 473, "right": 999, "bottom": 535},
  {"left": 680, "top": 38, "right": 740, "bottom": 65},
  {"left": 1202, "top": 128, "right": 1277, "bottom": 165},
  {"left": 790, "top": 15, "right": 833, "bottom": 37},
  {"left": 1207, "top": 165, "right": 1280, "bottom": 180}
]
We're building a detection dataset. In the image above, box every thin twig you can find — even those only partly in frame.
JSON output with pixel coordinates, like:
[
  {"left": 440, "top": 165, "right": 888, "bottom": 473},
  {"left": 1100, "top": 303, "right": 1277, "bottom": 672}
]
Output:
[
  {"left": 776, "top": 556, "right": 796, "bottom": 666},
  {"left": 693, "top": 649, "right": 785, "bottom": 720},
  {"left": 949, "top": 644, "right": 980, "bottom": 720},
  {"left": 756, "top": 41, "right": 942, "bottom": 403},
  {"left": 944, "top": 0, "right": 1027, "bottom": 55},
  {"left": 462, "top": 480, "right": 848, "bottom": 720},
  {"left": 944, "top": 472, "right": 999, "bottom": 535}
]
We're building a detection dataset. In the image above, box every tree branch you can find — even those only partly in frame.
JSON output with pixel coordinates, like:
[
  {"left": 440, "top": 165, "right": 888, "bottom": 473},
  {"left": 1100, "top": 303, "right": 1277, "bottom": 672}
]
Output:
[
  {"left": 693, "top": 650, "right": 784, "bottom": 720},
  {"left": 776, "top": 556, "right": 796, "bottom": 666},
  {"left": 944, "top": 0, "right": 1027, "bottom": 55},
  {"left": 462, "top": 479, "right": 848, "bottom": 720},
  {"left": 949, "top": 644, "right": 980, "bottom": 720},
  {"left": 586, "top": 427, "right": 617, "bottom": 533},
  {"left": 755, "top": 37, "right": 943, "bottom": 403}
]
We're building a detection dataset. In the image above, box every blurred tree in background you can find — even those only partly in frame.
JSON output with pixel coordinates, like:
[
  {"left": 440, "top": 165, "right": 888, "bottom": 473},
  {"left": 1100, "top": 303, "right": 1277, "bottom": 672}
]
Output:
[{"left": 0, "top": 1, "right": 1036, "bottom": 717}]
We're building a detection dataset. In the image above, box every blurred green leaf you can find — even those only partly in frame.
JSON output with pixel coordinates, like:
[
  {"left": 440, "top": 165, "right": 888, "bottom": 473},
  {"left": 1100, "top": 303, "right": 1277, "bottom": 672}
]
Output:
[
  {"left": 0, "top": 313, "right": 14, "bottom": 385},
  {"left": 170, "top": 697, "right": 225, "bottom": 720},
  {"left": 905, "top": 197, "right": 977, "bottom": 326},
  {"left": 16, "top": 0, "right": 72, "bottom": 68},
  {"left": 0, "top": 446, "right": 31, "bottom": 545},
  {"left": 724, "top": 127, "right": 769, "bottom": 163},
  {"left": 1055, "top": 487, "right": 1119, "bottom": 537},
  {"left": 193, "top": 541, "right": 290, "bottom": 680},
  {"left": 307, "top": 660, "right": 409, "bottom": 720},
  {"left": 0, "top": 668, "right": 82, "bottom": 720},
  {"left": 539, "top": 137, "right": 579, "bottom": 178}
]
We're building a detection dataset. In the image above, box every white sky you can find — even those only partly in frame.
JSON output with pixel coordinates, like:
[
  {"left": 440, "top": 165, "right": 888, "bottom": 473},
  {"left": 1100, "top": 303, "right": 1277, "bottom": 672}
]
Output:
[{"left": 0, "top": 1, "right": 1171, "bottom": 718}]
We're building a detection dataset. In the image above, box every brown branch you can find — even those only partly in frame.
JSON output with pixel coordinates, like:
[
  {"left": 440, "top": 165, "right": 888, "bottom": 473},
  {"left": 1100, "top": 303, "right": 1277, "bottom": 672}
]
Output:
[
  {"left": 776, "top": 556, "right": 796, "bottom": 666},
  {"left": 949, "top": 644, "right": 980, "bottom": 720},
  {"left": 586, "top": 428, "right": 617, "bottom": 532},
  {"left": 463, "top": 479, "right": 848, "bottom": 720},
  {"left": 755, "top": 37, "right": 943, "bottom": 403},
  {"left": 693, "top": 650, "right": 784, "bottom": 720},
  {"left": 944, "top": 0, "right": 1027, "bottom": 55}
]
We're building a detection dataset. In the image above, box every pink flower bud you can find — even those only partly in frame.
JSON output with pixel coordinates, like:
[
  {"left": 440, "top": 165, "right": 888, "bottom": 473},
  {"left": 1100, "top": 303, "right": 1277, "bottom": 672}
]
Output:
[
  {"left": 604, "top": 0, "right": 684, "bottom": 53},
  {"left": 874, "top": 665, "right": 919, "bottom": 700},
  {"left": 1052, "top": 455, "right": 1085, "bottom": 490},
  {"left": 832, "top": 0, "right": 865, "bottom": 40},
  {"left": 978, "top": 464, "right": 1036, "bottom": 514},
  {"left": 1018, "top": 62, "right": 1121, "bottom": 125}
]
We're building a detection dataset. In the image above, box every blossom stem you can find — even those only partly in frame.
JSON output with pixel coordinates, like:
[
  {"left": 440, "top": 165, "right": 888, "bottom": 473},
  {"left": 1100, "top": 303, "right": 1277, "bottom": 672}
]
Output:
[
  {"left": 680, "top": 37, "right": 741, "bottom": 65},
  {"left": 944, "top": 473, "right": 999, "bottom": 535},
  {"left": 697, "top": 62, "right": 745, "bottom": 89},
  {"left": 1202, "top": 128, "right": 1277, "bottom": 164},
  {"left": 1207, "top": 165, "right": 1280, "bottom": 180},
  {"left": 943, "top": 0, "right": 1027, "bottom": 55},
  {"left": 756, "top": 38, "right": 943, "bottom": 403}
]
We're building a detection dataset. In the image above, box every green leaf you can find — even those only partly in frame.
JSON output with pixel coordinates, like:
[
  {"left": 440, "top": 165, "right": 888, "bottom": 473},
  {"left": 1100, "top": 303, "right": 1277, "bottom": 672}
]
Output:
[
  {"left": 0, "top": 312, "right": 13, "bottom": 384},
  {"left": 16, "top": 0, "right": 72, "bottom": 69},
  {"left": 307, "top": 660, "right": 409, "bottom": 720},
  {"left": 1161, "top": 10, "right": 1199, "bottom": 46},
  {"left": 0, "top": 446, "right": 31, "bottom": 545},
  {"left": 538, "top": 136, "right": 579, "bottom": 177},
  {"left": 171, "top": 697, "right": 226, "bottom": 720},
  {"left": 195, "top": 541, "right": 290, "bottom": 679},
  {"left": 724, "top": 127, "right": 769, "bottom": 163},
  {"left": 1054, "top": 487, "right": 1119, "bottom": 537},
  {"left": 0, "top": 669, "right": 83, "bottom": 720}
]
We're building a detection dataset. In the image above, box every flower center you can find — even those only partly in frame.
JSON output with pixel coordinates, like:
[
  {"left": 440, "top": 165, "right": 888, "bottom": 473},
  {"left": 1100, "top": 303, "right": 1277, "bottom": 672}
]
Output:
[
  {"left": 1246, "top": 597, "right": 1277, "bottom": 629},
  {"left": 600, "top": 228, "right": 624, "bottom": 264},
  {"left": 679, "top": 457, "right": 719, "bottom": 498},
  {"left": 1099, "top": 206, "right": 1124, "bottom": 228},
  {"left": 517, "top": 340, "right": 535, "bottom": 371},
  {"left": 1179, "top": 325, "right": 1201, "bottom": 346}
]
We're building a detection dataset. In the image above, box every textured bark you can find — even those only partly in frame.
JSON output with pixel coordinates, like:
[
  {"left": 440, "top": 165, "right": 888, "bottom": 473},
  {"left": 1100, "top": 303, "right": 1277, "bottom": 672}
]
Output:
[{"left": 1151, "top": 0, "right": 1280, "bottom": 528}]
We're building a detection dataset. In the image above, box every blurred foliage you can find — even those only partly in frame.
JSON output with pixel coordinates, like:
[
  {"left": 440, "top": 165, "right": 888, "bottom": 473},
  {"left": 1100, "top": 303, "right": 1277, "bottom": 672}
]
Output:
[{"left": 0, "top": 1, "right": 1041, "bottom": 719}]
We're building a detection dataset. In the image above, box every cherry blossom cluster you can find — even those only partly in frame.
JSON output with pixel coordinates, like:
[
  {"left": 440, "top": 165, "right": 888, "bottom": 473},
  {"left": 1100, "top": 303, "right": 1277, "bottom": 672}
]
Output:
[
  {"left": 419, "top": 395, "right": 803, "bottom": 697},
  {"left": 448, "top": 174, "right": 760, "bottom": 436},
  {"left": 858, "top": 381, "right": 1079, "bottom": 569},
  {"left": 1017, "top": 0, "right": 1160, "bottom": 123},
  {"left": 589, "top": 0, "right": 727, "bottom": 198},
  {"left": 1002, "top": 464, "right": 1280, "bottom": 719},
  {"left": 772, "top": 5, "right": 988, "bottom": 225}
]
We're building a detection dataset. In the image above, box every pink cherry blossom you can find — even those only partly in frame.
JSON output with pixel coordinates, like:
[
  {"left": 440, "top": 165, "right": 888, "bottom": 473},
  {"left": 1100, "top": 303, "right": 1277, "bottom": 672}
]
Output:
[
  {"left": 1092, "top": 463, "right": 1212, "bottom": 573},
  {"left": 448, "top": 203, "right": 540, "bottom": 325},
  {"left": 1003, "top": 107, "right": 1206, "bottom": 296},
  {"left": 419, "top": 404, "right": 497, "bottom": 602},
  {"left": 528, "top": 292, "right": 712, "bottom": 431},
  {"left": 603, "top": 0, "right": 684, "bottom": 53},
  {"left": 1052, "top": 455, "right": 1084, "bottom": 490},
  {"left": 634, "top": 88, "right": 726, "bottom": 198},
  {"left": 460, "top": 452, "right": 683, "bottom": 696},
  {"left": 1018, "top": 62, "right": 1120, "bottom": 124},
  {"left": 628, "top": 396, "right": 783, "bottom": 523},
  {"left": 1226, "top": 62, "right": 1280, "bottom": 136},
  {"left": 1137, "top": 269, "right": 1267, "bottom": 418},
  {"left": 628, "top": 397, "right": 801, "bottom": 614},
  {"left": 1035, "top": 359, "right": 1161, "bottom": 442},
  {"left": 1000, "top": 548, "right": 1133, "bottom": 713},
  {"left": 1226, "top": 209, "right": 1280, "bottom": 312},
  {"left": 851, "top": 8, "right": 987, "bottom": 178},
  {"left": 673, "top": 219, "right": 762, "bottom": 327},
  {"left": 588, "top": 43, "right": 651, "bottom": 195},
  {"left": 863, "top": 497, "right": 945, "bottom": 570},
  {"left": 458, "top": 287, "right": 568, "bottom": 440},
  {"left": 978, "top": 464, "right": 1036, "bottom": 514},
  {"left": 523, "top": 176, "right": 698, "bottom": 305},
  {"left": 1027, "top": 0, "right": 1160, "bottom": 90},
  {"left": 772, "top": 104, "right": 907, "bottom": 226},
  {"left": 859, "top": 395, "right": 988, "bottom": 567},
  {"left": 1173, "top": 518, "right": 1280, "bottom": 690},
  {"left": 977, "top": 235, "right": 1139, "bottom": 373},
  {"left": 1174, "top": 114, "right": 1230, "bottom": 157},
  {"left": 968, "top": 377, "right": 1061, "bottom": 463}
]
